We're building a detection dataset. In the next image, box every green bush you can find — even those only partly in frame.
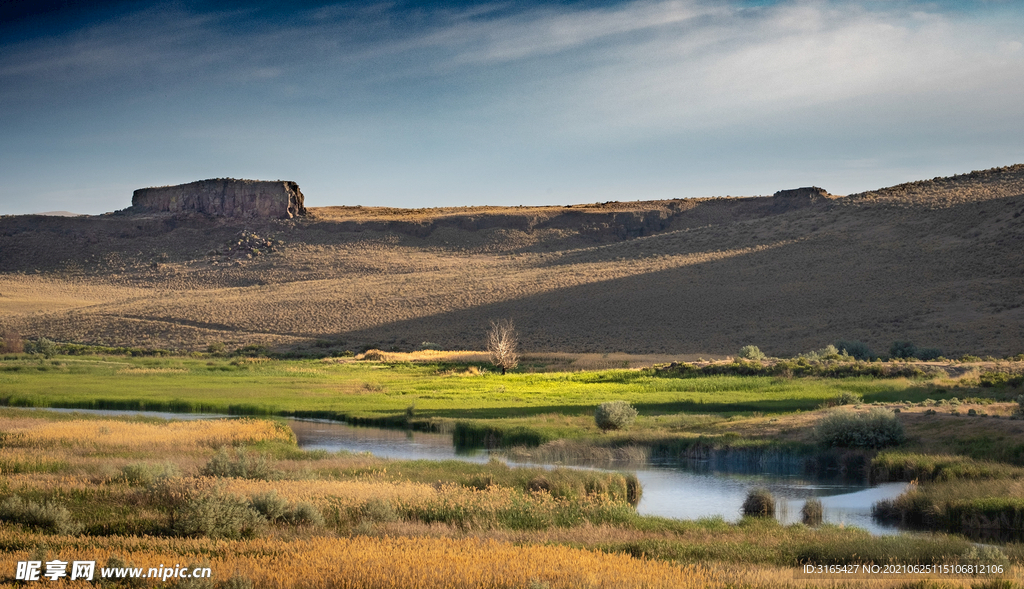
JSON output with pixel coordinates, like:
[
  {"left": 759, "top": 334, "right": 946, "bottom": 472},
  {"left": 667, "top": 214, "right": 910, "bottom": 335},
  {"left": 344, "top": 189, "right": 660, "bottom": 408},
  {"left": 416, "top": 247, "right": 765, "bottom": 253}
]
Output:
[
  {"left": 285, "top": 501, "right": 324, "bottom": 526},
  {"left": 0, "top": 496, "right": 80, "bottom": 534},
  {"left": 249, "top": 491, "right": 323, "bottom": 527},
  {"left": 832, "top": 391, "right": 862, "bottom": 406},
  {"left": 201, "top": 448, "right": 276, "bottom": 480},
  {"left": 741, "top": 488, "right": 775, "bottom": 517},
  {"left": 172, "top": 489, "right": 264, "bottom": 539},
  {"left": 118, "top": 462, "right": 179, "bottom": 486},
  {"left": 249, "top": 491, "right": 289, "bottom": 522},
  {"left": 25, "top": 337, "right": 57, "bottom": 357},
  {"left": 890, "top": 341, "right": 917, "bottom": 359},
  {"left": 738, "top": 345, "right": 765, "bottom": 361},
  {"left": 815, "top": 408, "right": 906, "bottom": 449},
  {"left": 594, "top": 401, "right": 638, "bottom": 431},
  {"left": 917, "top": 347, "right": 943, "bottom": 361},
  {"left": 355, "top": 498, "right": 400, "bottom": 523},
  {"left": 835, "top": 340, "right": 873, "bottom": 361}
]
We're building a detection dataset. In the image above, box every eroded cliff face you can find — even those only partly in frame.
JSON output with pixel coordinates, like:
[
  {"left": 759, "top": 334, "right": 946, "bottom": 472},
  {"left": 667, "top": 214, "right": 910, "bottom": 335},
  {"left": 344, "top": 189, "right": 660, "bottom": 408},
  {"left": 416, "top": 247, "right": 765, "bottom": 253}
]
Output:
[{"left": 131, "top": 179, "right": 306, "bottom": 218}]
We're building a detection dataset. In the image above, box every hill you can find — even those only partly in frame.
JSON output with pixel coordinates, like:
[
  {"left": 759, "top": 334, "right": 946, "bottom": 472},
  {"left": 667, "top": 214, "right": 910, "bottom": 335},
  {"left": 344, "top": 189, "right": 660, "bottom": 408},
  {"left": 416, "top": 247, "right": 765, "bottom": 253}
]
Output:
[{"left": 1, "top": 164, "right": 1023, "bottom": 357}]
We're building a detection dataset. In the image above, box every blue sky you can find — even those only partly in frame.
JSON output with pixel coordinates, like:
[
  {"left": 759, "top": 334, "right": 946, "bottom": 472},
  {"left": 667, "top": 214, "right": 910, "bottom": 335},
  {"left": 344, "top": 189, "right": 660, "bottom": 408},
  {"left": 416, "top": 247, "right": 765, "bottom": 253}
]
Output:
[{"left": 2, "top": 0, "right": 1023, "bottom": 214}]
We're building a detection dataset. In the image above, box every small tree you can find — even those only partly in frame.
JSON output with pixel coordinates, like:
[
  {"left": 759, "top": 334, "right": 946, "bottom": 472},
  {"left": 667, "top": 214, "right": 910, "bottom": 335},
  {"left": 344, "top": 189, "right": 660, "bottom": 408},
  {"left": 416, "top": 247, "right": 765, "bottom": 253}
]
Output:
[
  {"left": 487, "top": 319, "right": 519, "bottom": 375},
  {"left": 738, "top": 345, "right": 765, "bottom": 361}
]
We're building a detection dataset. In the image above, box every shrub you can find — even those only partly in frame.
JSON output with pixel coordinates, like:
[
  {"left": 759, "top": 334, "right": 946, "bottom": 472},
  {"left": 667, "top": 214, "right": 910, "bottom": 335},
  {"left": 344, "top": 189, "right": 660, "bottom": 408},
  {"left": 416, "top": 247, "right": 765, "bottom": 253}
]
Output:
[
  {"left": 741, "top": 488, "right": 775, "bottom": 517},
  {"left": 738, "top": 345, "right": 765, "bottom": 361},
  {"left": 833, "top": 391, "right": 862, "bottom": 406},
  {"left": 890, "top": 341, "right": 917, "bottom": 359},
  {"left": 201, "top": 448, "right": 276, "bottom": 480},
  {"left": 285, "top": 502, "right": 325, "bottom": 526},
  {"left": 801, "top": 497, "right": 823, "bottom": 525},
  {"left": 419, "top": 341, "right": 443, "bottom": 351},
  {"left": 917, "top": 347, "right": 943, "bottom": 361},
  {"left": 815, "top": 408, "right": 906, "bottom": 449},
  {"left": 799, "top": 345, "right": 846, "bottom": 362},
  {"left": 0, "top": 496, "right": 80, "bottom": 534},
  {"left": 25, "top": 337, "right": 56, "bottom": 357},
  {"left": 594, "top": 401, "right": 638, "bottom": 431},
  {"left": 119, "top": 462, "right": 178, "bottom": 486},
  {"left": 835, "top": 340, "right": 873, "bottom": 361},
  {"left": 172, "top": 489, "right": 264, "bottom": 539},
  {"left": 249, "top": 491, "right": 289, "bottom": 522},
  {"left": 249, "top": 491, "right": 323, "bottom": 527},
  {"left": 356, "top": 498, "right": 399, "bottom": 523}
]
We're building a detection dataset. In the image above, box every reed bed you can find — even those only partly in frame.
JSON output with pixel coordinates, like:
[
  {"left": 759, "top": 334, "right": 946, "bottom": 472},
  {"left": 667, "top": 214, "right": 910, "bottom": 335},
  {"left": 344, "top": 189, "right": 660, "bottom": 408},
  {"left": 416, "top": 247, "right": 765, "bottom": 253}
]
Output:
[{"left": 873, "top": 478, "right": 1024, "bottom": 539}]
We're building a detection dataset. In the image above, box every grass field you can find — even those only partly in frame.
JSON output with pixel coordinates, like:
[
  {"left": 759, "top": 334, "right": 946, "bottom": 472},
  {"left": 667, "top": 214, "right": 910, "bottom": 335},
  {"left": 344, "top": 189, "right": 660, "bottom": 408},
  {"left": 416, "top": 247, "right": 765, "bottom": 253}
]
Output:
[
  {"left": 2, "top": 354, "right": 1022, "bottom": 456},
  {"left": 0, "top": 408, "right": 1019, "bottom": 588}
]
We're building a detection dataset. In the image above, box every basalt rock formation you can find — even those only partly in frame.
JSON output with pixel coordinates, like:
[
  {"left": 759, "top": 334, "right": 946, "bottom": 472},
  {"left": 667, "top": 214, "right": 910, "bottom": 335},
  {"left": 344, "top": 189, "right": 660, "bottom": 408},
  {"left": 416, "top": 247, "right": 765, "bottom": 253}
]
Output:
[{"left": 131, "top": 179, "right": 306, "bottom": 219}]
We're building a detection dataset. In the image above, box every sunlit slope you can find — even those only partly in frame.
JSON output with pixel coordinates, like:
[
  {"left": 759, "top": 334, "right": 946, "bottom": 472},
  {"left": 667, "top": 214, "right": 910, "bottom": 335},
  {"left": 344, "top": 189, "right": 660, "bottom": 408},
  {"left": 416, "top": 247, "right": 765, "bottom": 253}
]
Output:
[{"left": 1, "top": 164, "right": 1022, "bottom": 355}]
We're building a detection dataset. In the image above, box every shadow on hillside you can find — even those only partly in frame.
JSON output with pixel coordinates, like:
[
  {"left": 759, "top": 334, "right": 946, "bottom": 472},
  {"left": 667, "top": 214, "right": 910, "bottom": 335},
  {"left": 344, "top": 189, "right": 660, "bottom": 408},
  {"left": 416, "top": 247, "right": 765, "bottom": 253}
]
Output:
[{"left": 322, "top": 219, "right": 993, "bottom": 355}]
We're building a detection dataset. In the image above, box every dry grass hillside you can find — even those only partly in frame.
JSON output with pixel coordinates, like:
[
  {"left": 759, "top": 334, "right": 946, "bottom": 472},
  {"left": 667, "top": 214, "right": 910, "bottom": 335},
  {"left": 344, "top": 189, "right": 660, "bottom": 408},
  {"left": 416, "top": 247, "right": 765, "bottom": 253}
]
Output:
[{"left": 1, "top": 164, "right": 1022, "bottom": 356}]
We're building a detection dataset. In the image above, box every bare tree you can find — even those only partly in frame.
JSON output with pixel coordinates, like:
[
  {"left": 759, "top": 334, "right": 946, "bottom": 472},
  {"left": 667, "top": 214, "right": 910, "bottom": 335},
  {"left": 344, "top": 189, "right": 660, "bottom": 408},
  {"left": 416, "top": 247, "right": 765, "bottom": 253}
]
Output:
[
  {"left": 487, "top": 319, "right": 519, "bottom": 375},
  {"left": 1, "top": 330, "right": 24, "bottom": 354}
]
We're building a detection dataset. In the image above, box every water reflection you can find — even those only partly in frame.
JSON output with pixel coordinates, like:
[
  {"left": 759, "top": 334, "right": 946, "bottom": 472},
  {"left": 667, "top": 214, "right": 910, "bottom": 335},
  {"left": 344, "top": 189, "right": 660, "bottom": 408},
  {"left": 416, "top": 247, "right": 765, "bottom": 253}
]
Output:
[{"left": 290, "top": 419, "right": 489, "bottom": 463}]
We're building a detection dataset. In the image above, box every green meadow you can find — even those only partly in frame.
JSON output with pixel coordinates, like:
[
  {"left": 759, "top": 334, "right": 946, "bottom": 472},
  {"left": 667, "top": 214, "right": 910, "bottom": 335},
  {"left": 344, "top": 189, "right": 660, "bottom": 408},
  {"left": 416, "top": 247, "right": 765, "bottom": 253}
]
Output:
[
  {"left": 0, "top": 355, "right": 936, "bottom": 411},
  {"left": 0, "top": 354, "right": 938, "bottom": 434}
]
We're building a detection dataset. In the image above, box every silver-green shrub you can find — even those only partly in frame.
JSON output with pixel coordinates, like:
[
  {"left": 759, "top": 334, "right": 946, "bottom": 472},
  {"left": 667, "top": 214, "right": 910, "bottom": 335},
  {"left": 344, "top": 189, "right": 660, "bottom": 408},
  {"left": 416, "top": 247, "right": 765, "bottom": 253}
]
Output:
[
  {"left": 738, "top": 345, "right": 765, "bottom": 361},
  {"left": 594, "top": 401, "right": 638, "bottom": 431},
  {"left": 201, "top": 448, "right": 276, "bottom": 480},
  {"left": 249, "top": 491, "right": 289, "bottom": 523},
  {"left": 172, "top": 489, "right": 264, "bottom": 539},
  {"left": 285, "top": 502, "right": 325, "bottom": 526},
  {"left": 0, "top": 496, "right": 80, "bottom": 534},
  {"left": 119, "top": 462, "right": 178, "bottom": 486},
  {"left": 815, "top": 408, "right": 906, "bottom": 449}
]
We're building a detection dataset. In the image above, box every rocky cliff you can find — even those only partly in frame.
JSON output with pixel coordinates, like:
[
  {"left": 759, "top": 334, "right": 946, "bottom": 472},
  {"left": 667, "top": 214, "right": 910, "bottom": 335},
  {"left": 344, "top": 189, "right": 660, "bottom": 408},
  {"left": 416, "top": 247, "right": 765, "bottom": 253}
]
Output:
[{"left": 131, "top": 179, "right": 306, "bottom": 218}]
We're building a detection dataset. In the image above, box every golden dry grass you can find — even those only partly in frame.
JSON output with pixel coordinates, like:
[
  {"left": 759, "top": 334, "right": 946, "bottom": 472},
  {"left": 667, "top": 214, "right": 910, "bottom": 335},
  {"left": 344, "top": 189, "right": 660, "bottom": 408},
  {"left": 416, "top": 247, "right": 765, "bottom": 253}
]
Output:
[
  {"left": 0, "top": 530, "right": 1009, "bottom": 589},
  {"left": 1, "top": 164, "right": 1022, "bottom": 356},
  {"left": 0, "top": 415, "right": 291, "bottom": 454}
]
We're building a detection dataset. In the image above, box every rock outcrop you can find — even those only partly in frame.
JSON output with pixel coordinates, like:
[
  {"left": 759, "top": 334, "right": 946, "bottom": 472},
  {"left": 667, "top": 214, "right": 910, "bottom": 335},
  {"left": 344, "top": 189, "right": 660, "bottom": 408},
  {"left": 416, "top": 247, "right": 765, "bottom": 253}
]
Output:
[
  {"left": 773, "top": 186, "right": 832, "bottom": 199},
  {"left": 131, "top": 179, "right": 306, "bottom": 219}
]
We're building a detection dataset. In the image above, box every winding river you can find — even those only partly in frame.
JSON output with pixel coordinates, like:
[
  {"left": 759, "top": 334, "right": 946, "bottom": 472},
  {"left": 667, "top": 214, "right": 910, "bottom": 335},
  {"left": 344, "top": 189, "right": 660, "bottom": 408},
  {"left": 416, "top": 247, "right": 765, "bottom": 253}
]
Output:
[{"left": 42, "top": 408, "right": 909, "bottom": 534}]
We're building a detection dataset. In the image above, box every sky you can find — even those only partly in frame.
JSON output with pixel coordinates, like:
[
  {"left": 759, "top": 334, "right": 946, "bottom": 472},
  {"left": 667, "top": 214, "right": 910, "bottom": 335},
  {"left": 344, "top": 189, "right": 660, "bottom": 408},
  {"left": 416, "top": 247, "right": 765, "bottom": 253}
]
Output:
[{"left": 1, "top": 0, "right": 1023, "bottom": 215}]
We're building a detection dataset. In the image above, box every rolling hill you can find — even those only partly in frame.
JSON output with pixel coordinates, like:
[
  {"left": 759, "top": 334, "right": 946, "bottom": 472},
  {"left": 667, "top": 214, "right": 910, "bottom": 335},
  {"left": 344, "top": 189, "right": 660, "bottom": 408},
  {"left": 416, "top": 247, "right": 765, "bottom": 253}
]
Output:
[{"left": 1, "top": 164, "right": 1022, "bottom": 357}]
